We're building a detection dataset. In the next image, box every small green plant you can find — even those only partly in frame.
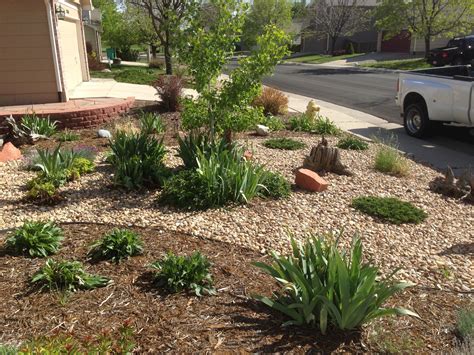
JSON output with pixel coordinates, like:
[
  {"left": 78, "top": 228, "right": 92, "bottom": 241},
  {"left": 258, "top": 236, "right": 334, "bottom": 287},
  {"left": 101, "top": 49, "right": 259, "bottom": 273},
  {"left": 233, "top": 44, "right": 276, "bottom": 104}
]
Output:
[
  {"left": 21, "top": 113, "right": 57, "bottom": 137},
  {"left": 150, "top": 251, "right": 215, "bottom": 296},
  {"left": 177, "top": 133, "right": 233, "bottom": 169},
  {"left": 352, "top": 196, "right": 427, "bottom": 224},
  {"left": 263, "top": 138, "right": 306, "bottom": 150},
  {"left": 67, "top": 157, "right": 95, "bottom": 180},
  {"left": 374, "top": 145, "right": 410, "bottom": 176},
  {"left": 369, "top": 320, "right": 425, "bottom": 353},
  {"left": 33, "top": 146, "right": 77, "bottom": 186},
  {"left": 456, "top": 305, "right": 474, "bottom": 340},
  {"left": 57, "top": 130, "right": 80, "bottom": 142},
  {"left": 6, "top": 221, "right": 63, "bottom": 257},
  {"left": 289, "top": 113, "right": 339, "bottom": 135},
  {"left": 337, "top": 136, "right": 369, "bottom": 150},
  {"left": 31, "top": 259, "right": 110, "bottom": 292},
  {"left": 26, "top": 180, "right": 60, "bottom": 204},
  {"left": 289, "top": 113, "right": 316, "bottom": 132},
  {"left": 139, "top": 111, "right": 166, "bottom": 135},
  {"left": 314, "top": 116, "right": 340, "bottom": 135},
  {"left": 260, "top": 172, "right": 291, "bottom": 198},
  {"left": 88, "top": 229, "right": 144, "bottom": 263},
  {"left": 253, "top": 233, "right": 418, "bottom": 334},
  {"left": 258, "top": 114, "right": 286, "bottom": 131},
  {"left": 0, "top": 344, "right": 17, "bottom": 355}
]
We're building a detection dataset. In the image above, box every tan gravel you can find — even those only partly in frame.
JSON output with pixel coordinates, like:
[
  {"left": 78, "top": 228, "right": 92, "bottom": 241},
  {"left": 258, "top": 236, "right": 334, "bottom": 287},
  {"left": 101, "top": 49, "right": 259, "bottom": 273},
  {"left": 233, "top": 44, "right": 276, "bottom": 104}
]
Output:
[{"left": 1, "top": 133, "right": 473, "bottom": 292}]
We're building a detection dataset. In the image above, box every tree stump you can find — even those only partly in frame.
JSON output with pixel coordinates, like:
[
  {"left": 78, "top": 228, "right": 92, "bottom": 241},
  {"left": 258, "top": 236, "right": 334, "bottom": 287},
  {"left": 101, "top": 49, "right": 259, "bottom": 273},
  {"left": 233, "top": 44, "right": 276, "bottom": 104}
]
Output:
[
  {"left": 303, "top": 137, "right": 352, "bottom": 176},
  {"left": 2, "top": 115, "right": 46, "bottom": 146},
  {"left": 430, "top": 166, "right": 473, "bottom": 203}
]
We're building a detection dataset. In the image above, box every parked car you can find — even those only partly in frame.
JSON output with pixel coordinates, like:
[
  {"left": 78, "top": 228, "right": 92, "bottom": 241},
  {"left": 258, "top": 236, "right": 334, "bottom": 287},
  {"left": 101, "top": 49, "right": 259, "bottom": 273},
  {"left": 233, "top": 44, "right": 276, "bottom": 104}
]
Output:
[
  {"left": 396, "top": 65, "right": 474, "bottom": 138},
  {"left": 427, "top": 36, "right": 474, "bottom": 66}
]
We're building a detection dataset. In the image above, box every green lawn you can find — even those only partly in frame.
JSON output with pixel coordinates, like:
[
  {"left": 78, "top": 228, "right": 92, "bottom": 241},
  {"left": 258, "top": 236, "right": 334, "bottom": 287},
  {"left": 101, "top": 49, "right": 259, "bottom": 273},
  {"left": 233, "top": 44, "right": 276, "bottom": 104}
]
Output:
[
  {"left": 287, "top": 53, "right": 365, "bottom": 64},
  {"left": 360, "top": 58, "right": 432, "bottom": 71},
  {"left": 91, "top": 65, "right": 165, "bottom": 85}
]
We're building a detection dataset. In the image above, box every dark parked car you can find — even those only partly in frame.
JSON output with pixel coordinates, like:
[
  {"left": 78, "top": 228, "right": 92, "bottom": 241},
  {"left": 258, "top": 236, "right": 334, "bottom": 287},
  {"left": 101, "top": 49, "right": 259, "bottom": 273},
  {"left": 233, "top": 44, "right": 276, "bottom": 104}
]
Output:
[{"left": 427, "top": 35, "right": 474, "bottom": 66}]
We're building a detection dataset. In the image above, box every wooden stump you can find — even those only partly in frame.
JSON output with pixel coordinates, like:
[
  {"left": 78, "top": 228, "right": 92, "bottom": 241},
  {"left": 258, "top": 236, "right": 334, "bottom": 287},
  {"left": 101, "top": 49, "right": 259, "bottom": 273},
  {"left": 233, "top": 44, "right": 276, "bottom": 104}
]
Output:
[
  {"left": 303, "top": 137, "right": 352, "bottom": 176},
  {"left": 430, "top": 166, "right": 473, "bottom": 203}
]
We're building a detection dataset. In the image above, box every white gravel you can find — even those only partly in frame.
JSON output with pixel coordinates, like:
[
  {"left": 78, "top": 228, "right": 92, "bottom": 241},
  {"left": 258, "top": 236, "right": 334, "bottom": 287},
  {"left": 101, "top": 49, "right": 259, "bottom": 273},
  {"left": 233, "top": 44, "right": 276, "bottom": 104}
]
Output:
[{"left": 1, "top": 133, "right": 472, "bottom": 292}]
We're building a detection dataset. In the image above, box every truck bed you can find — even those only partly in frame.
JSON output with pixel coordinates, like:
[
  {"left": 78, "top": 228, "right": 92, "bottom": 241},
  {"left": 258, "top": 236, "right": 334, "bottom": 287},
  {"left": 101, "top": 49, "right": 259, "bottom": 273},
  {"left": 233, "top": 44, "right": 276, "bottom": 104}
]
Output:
[{"left": 410, "top": 65, "right": 474, "bottom": 81}]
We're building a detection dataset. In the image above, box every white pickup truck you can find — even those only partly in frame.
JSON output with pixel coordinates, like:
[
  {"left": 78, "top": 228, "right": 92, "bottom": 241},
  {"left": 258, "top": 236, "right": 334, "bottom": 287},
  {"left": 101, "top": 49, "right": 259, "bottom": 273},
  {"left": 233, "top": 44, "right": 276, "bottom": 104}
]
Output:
[{"left": 396, "top": 65, "right": 474, "bottom": 138}]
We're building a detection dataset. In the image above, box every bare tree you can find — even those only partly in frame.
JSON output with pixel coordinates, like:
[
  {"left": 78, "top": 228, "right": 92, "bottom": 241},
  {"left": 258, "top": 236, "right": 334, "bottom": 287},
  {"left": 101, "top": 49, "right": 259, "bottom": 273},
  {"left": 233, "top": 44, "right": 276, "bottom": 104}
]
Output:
[
  {"left": 129, "top": 0, "right": 191, "bottom": 74},
  {"left": 305, "top": 0, "right": 369, "bottom": 54}
]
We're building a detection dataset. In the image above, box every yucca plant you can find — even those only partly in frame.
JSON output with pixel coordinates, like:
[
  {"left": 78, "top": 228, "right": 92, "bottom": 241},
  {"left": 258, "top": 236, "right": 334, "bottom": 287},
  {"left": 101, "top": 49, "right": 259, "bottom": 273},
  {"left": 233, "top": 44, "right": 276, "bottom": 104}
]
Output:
[
  {"left": 6, "top": 221, "right": 63, "bottom": 257},
  {"left": 31, "top": 259, "right": 110, "bottom": 292},
  {"left": 177, "top": 133, "right": 233, "bottom": 169},
  {"left": 21, "top": 113, "right": 58, "bottom": 137},
  {"left": 253, "top": 233, "right": 418, "bottom": 334},
  {"left": 150, "top": 251, "right": 215, "bottom": 296},
  {"left": 88, "top": 229, "right": 144, "bottom": 263},
  {"left": 34, "top": 146, "right": 78, "bottom": 186},
  {"left": 139, "top": 111, "right": 165, "bottom": 135}
]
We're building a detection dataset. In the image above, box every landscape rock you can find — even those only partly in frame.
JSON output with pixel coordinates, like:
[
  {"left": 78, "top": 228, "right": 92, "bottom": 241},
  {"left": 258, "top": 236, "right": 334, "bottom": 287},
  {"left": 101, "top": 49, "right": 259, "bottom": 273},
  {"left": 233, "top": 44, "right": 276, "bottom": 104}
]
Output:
[
  {"left": 295, "top": 168, "right": 328, "bottom": 192},
  {"left": 0, "top": 142, "right": 22, "bottom": 162},
  {"left": 243, "top": 150, "right": 253, "bottom": 161},
  {"left": 256, "top": 125, "right": 270, "bottom": 136},
  {"left": 101, "top": 68, "right": 112, "bottom": 73},
  {"left": 97, "top": 129, "right": 112, "bottom": 139}
]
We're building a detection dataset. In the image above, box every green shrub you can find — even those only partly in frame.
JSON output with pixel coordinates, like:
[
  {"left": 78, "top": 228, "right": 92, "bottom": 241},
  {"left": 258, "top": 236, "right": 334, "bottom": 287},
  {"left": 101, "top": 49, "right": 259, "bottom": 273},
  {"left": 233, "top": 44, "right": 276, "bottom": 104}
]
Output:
[
  {"left": 57, "top": 130, "right": 80, "bottom": 142},
  {"left": 31, "top": 259, "right": 110, "bottom": 292},
  {"left": 178, "top": 133, "right": 232, "bottom": 169},
  {"left": 34, "top": 146, "right": 77, "bottom": 187},
  {"left": 352, "top": 196, "right": 427, "bottom": 224},
  {"left": 26, "top": 179, "right": 60, "bottom": 204},
  {"left": 290, "top": 113, "right": 339, "bottom": 135},
  {"left": 374, "top": 145, "right": 410, "bottom": 176},
  {"left": 253, "top": 234, "right": 418, "bottom": 334},
  {"left": 456, "top": 305, "right": 474, "bottom": 340},
  {"left": 263, "top": 138, "right": 305, "bottom": 150},
  {"left": 139, "top": 111, "right": 165, "bottom": 135},
  {"left": 160, "top": 169, "right": 210, "bottom": 209},
  {"left": 6, "top": 221, "right": 63, "bottom": 257},
  {"left": 67, "top": 157, "right": 95, "bottom": 180},
  {"left": 289, "top": 113, "right": 316, "bottom": 132},
  {"left": 258, "top": 114, "right": 286, "bottom": 131},
  {"left": 337, "top": 136, "right": 369, "bottom": 150},
  {"left": 150, "top": 251, "right": 215, "bottom": 296},
  {"left": 0, "top": 344, "right": 17, "bottom": 354},
  {"left": 21, "top": 113, "right": 57, "bottom": 137},
  {"left": 88, "top": 229, "right": 144, "bottom": 263},
  {"left": 260, "top": 172, "right": 291, "bottom": 198},
  {"left": 108, "top": 131, "right": 169, "bottom": 190},
  {"left": 314, "top": 116, "right": 340, "bottom": 135}
]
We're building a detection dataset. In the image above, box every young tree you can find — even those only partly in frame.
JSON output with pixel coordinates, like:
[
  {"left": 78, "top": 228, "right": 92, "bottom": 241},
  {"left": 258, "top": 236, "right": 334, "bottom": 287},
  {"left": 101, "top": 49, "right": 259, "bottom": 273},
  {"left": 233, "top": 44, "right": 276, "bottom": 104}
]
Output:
[
  {"left": 305, "top": 0, "right": 369, "bottom": 54},
  {"left": 374, "top": 0, "right": 474, "bottom": 56},
  {"left": 129, "top": 0, "right": 192, "bottom": 74},
  {"left": 243, "top": 0, "right": 293, "bottom": 47}
]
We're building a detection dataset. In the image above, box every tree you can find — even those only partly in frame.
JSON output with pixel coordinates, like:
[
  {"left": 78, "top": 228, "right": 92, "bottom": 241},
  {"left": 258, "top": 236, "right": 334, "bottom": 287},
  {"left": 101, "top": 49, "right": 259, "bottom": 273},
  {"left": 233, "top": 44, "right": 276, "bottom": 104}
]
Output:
[
  {"left": 374, "top": 0, "right": 474, "bottom": 56},
  {"left": 305, "top": 0, "right": 369, "bottom": 54},
  {"left": 243, "top": 0, "right": 293, "bottom": 47},
  {"left": 128, "top": 0, "right": 192, "bottom": 74}
]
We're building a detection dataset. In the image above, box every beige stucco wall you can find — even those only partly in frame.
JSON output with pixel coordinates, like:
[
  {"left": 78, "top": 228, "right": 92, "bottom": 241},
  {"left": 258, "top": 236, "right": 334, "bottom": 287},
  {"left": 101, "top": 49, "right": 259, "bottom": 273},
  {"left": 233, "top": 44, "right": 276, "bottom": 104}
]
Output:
[{"left": 0, "top": 0, "right": 59, "bottom": 106}]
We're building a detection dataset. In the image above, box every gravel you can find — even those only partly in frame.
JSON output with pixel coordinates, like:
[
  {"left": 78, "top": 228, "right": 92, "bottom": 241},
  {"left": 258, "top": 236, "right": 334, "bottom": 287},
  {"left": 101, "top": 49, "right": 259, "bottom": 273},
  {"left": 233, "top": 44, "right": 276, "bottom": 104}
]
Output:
[{"left": 1, "top": 133, "right": 472, "bottom": 292}]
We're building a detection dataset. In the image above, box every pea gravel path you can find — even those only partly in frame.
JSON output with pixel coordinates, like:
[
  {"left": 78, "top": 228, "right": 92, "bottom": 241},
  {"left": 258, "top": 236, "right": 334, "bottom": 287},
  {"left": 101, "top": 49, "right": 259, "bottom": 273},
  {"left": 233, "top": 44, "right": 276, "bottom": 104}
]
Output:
[{"left": 1, "top": 133, "right": 472, "bottom": 293}]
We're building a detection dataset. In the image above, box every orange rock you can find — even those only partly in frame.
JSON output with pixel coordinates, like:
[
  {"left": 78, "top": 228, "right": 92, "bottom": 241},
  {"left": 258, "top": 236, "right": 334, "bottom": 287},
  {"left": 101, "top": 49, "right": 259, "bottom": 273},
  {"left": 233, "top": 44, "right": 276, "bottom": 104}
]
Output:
[
  {"left": 0, "top": 142, "right": 22, "bottom": 162},
  {"left": 295, "top": 168, "right": 328, "bottom": 192},
  {"left": 244, "top": 150, "right": 253, "bottom": 161}
]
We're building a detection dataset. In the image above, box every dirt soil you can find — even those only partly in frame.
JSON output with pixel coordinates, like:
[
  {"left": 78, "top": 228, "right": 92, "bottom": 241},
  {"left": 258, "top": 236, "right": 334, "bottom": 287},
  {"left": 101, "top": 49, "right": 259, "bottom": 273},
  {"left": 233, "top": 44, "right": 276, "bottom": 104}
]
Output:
[{"left": 0, "top": 223, "right": 468, "bottom": 353}]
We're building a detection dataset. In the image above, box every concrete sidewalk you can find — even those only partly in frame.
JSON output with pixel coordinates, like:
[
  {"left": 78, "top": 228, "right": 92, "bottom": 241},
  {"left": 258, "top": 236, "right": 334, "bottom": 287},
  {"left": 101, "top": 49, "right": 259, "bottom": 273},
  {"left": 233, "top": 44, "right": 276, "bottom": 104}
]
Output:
[{"left": 285, "top": 91, "right": 474, "bottom": 174}]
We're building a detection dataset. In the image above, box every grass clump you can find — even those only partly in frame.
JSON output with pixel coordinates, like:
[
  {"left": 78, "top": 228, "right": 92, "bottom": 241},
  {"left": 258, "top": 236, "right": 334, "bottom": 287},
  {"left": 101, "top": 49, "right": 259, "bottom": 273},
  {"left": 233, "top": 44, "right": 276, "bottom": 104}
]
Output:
[
  {"left": 258, "top": 114, "right": 286, "bottom": 131},
  {"left": 337, "top": 136, "right": 369, "bottom": 150},
  {"left": 259, "top": 172, "right": 291, "bottom": 198},
  {"left": 360, "top": 58, "right": 431, "bottom": 71},
  {"left": 254, "top": 233, "right": 418, "bottom": 334},
  {"left": 263, "top": 138, "right": 305, "bottom": 150},
  {"left": 6, "top": 221, "right": 63, "bottom": 257},
  {"left": 252, "top": 87, "right": 288, "bottom": 116},
  {"left": 91, "top": 66, "right": 164, "bottom": 85},
  {"left": 456, "top": 305, "right": 474, "bottom": 340},
  {"left": 56, "top": 130, "right": 80, "bottom": 142},
  {"left": 88, "top": 229, "right": 144, "bottom": 263},
  {"left": 31, "top": 259, "right": 110, "bottom": 292},
  {"left": 21, "top": 113, "right": 57, "bottom": 137},
  {"left": 374, "top": 145, "right": 410, "bottom": 176},
  {"left": 352, "top": 196, "right": 427, "bottom": 224},
  {"left": 150, "top": 251, "right": 215, "bottom": 296},
  {"left": 290, "top": 113, "right": 340, "bottom": 135},
  {"left": 139, "top": 111, "right": 165, "bottom": 135}
]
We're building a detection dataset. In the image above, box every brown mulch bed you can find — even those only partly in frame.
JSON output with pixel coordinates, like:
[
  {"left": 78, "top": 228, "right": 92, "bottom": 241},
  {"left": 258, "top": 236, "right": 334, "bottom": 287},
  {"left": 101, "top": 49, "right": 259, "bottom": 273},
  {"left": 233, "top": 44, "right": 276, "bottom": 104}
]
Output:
[{"left": 0, "top": 223, "right": 467, "bottom": 353}]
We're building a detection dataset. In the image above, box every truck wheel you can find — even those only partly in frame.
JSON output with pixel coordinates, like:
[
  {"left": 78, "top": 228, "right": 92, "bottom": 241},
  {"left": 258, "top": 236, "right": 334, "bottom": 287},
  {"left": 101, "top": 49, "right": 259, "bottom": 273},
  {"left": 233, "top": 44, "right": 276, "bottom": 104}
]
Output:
[{"left": 404, "top": 103, "right": 431, "bottom": 138}]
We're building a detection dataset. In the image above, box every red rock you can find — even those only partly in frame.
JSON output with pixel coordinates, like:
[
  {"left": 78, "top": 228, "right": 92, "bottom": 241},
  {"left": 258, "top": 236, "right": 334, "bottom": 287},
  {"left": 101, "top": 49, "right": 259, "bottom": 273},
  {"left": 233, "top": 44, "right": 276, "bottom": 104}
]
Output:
[
  {"left": 295, "top": 168, "right": 328, "bottom": 192},
  {"left": 0, "top": 142, "right": 22, "bottom": 162},
  {"left": 244, "top": 150, "right": 253, "bottom": 161}
]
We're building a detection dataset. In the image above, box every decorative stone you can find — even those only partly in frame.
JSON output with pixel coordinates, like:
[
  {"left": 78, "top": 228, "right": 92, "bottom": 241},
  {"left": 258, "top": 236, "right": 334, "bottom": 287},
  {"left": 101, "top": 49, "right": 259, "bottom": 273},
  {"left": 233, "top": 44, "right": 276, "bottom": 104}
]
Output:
[
  {"left": 0, "top": 142, "right": 22, "bottom": 162},
  {"left": 97, "top": 129, "right": 112, "bottom": 139},
  {"left": 256, "top": 124, "right": 270, "bottom": 136},
  {"left": 101, "top": 68, "right": 112, "bottom": 73},
  {"left": 243, "top": 150, "right": 253, "bottom": 161},
  {"left": 295, "top": 168, "right": 328, "bottom": 192}
]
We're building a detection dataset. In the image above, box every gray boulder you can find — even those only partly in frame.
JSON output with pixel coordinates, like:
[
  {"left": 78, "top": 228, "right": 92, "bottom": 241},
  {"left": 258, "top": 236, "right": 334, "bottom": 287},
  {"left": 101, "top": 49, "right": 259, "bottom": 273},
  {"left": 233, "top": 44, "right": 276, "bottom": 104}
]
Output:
[
  {"left": 97, "top": 129, "right": 112, "bottom": 139},
  {"left": 256, "top": 124, "right": 270, "bottom": 136}
]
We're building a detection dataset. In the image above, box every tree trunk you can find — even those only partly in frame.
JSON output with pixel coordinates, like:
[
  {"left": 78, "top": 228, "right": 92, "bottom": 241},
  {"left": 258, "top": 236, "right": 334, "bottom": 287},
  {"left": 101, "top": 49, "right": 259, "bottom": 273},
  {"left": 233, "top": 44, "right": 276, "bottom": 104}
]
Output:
[
  {"left": 424, "top": 36, "right": 431, "bottom": 58},
  {"left": 163, "top": 41, "right": 172, "bottom": 75},
  {"left": 223, "top": 129, "right": 232, "bottom": 145},
  {"left": 303, "top": 137, "right": 352, "bottom": 176},
  {"left": 151, "top": 45, "right": 157, "bottom": 59},
  {"left": 330, "top": 36, "right": 337, "bottom": 55}
]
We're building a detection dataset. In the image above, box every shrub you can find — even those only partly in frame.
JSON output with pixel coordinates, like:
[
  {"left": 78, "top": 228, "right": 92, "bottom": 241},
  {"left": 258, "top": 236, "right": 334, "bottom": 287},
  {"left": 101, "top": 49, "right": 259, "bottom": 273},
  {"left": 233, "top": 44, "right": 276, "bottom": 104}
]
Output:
[
  {"left": 252, "top": 87, "right": 289, "bottom": 116},
  {"left": 68, "top": 157, "right": 95, "bottom": 180},
  {"left": 139, "top": 111, "right": 165, "bottom": 135},
  {"left": 31, "top": 259, "right": 110, "bottom": 292},
  {"left": 177, "top": 133, "right": 233, "bottom": 169},
  {"left": 26, "top": 180, "right": 60, "bottom": 205},
  {"left": 253, "top": 234, "right": 418, "bottom": 334},
  {"left": 149, "top": 58, "right": 164, "bottom": 69},
  {"left": 258, "top": 114, "right": 286, "bottom": 131},
  {"left": 337, "top": 136, "right": 369, "bottom": 150},
  {"left": 88, "top": 229, "right": 144, "bottom": 263},
  {"left": 33, "top": 146, "right": 77, "bottom": 187},
  {"left": 259, "top": 172, "right": 291, "bottom": 198},
  {"left": 153, "top": 75, "right": 183, "bottom": 112},
  {"left": 6, "top": 221, "right": 63, "bottom": 257},
  {"left": 290, "top": 113, "right": 340, "bottom": 135},
  {"left": 150, "top": 251, "right": 215, "bottom": 296},
  {"left": 57, "top": 130, "right": 80, "bottom": 142},
  {"left": 160, "top": 169, "right": 209, "bottom": 209},
  {"left": 21, "top": 113, "right": 57, "bottom": 137},
  {"left": 289, "top": 113, "right": 315, "bottom": 132},
  {"left": 263, "top": 138, "right": 305, "bottom": 150},
  {"left": 72, "top": 145, "right": 99, "bottom": 162},
  {"left": 374, "top": 145, "right": 410, "bottom": 176},
  {"left": 456, "top": 305, "right": 474, "bottom": 340},
  {"left": 108, "top": 131, "right": 169, "bottom": 190},
  {"left": 314, "top": 116, "right": 340, "bottom": 135},
  {"left": 352, "top": 196, "right": 427, "bottom": 224}
]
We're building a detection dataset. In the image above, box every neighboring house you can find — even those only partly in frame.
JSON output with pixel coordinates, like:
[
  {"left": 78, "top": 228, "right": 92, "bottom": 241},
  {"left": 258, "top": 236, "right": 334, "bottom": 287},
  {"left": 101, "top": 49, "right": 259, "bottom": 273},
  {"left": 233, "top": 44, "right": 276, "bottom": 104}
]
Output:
[
  {"left": 0, "top": 0, "right": 92, "bottom": 106},
  {"left": 83, "top": 8, "right": 102, "bottom": 58}
]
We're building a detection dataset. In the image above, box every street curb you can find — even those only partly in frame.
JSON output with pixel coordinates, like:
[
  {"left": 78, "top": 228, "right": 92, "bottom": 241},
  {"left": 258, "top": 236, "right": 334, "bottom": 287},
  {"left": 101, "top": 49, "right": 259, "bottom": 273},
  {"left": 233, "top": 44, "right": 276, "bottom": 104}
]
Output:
[{"left": 283, "top": 61, "right": 405, "bottom": 74}]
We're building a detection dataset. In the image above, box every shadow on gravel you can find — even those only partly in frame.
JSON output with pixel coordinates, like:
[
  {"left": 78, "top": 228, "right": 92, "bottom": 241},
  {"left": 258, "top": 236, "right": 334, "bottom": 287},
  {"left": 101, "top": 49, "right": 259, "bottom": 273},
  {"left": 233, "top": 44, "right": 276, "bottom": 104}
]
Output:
[{"left": 439, "top": 243, "right": 474, "bottom": 256}]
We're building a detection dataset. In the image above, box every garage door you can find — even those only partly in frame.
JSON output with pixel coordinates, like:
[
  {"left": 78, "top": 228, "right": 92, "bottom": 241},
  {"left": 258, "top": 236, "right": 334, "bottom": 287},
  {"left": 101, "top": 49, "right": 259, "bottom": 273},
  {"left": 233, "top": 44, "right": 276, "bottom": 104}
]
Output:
[
  {"left": 58, "top": 19, "right": 83, "bottom": 92},
  {"left": 381, "top": 31, "right": 411, "bottom": 53}
]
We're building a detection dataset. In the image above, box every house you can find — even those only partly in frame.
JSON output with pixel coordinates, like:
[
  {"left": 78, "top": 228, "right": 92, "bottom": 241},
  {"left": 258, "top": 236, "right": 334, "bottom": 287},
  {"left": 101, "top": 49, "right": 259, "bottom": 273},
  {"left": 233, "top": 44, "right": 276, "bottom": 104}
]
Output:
[{"left": 0, "top": 0, "right": 92, "bottom": 106}]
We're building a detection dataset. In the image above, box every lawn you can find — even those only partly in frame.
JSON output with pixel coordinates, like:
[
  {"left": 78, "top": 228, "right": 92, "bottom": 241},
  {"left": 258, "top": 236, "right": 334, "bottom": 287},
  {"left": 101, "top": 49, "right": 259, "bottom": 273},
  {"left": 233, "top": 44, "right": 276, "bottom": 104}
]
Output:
[
  {"left": 287, "top": 53, "right": 365, "bottom": 64},
  {"left": 90, "top": 65, "right": 165, "bottom": 85},
  {"left": 360, "top": 58, "right": 433, "bottom": 71}
]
